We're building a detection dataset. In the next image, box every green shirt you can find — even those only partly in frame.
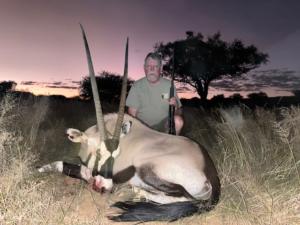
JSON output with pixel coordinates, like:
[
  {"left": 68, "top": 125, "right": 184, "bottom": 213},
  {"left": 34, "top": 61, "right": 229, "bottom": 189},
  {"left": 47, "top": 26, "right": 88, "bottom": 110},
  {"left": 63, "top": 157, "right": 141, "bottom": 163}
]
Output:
[{"left": 126, "top": 77, "right": 182, "bottom": 127}]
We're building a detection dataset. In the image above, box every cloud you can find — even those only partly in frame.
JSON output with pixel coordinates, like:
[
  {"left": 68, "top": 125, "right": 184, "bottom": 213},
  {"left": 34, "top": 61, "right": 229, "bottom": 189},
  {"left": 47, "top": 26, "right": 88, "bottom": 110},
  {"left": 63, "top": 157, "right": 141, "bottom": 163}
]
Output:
[
  {"left": 20, "top": 80, "right": 81, "bottom": 88},
  {"left": 71, "top": 81, "right": 81, "bottom": 85},
  {"left": 211, "top": 69, "right": 300, "bottom": 92},
  {"left": 21, "top": 81, "right": 38, "bottom": 85},
  {"left": 51, "top": 81, "right": 63, "bottom": 86},
  {"left": 177, "top": 86, "right": 192, "bottom": 93},
  {"left": 45, "top": 85, "right": 78, "bottom": 89}
]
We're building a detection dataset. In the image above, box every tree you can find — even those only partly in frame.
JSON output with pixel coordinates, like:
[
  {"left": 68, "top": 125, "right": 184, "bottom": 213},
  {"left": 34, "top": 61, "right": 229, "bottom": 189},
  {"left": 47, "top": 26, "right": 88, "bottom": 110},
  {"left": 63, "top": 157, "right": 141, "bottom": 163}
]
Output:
[
  {"left": 0, "top": 81, "right": 17, "bottom": 93},
  {"left": 247, "top": 92, "right": 268, "bottom": 100},
  {"left": 80, "top": 71, "right": 133, "bottom": 101},
  {"left": 155, "top": 31, "right": 268, "bottom": 101},
  {"left": 292, "top": 90, "right": 300, "bottom": 98},
  {"left": 210, "top": 94, "right": 225, "bottom": 104},
  {"left": 230, "top": 93, "right": 244, "bottom": 102}
]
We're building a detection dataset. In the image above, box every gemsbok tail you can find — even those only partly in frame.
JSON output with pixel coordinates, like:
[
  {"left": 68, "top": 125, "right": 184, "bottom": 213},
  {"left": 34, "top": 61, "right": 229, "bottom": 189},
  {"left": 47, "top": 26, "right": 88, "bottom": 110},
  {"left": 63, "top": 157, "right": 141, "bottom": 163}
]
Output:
[
  {"left": 109, "top": 198, "right": 218, "bottom": 222},
  {"left": 109, "top": 158, "right": 220, "bottom": 222}
]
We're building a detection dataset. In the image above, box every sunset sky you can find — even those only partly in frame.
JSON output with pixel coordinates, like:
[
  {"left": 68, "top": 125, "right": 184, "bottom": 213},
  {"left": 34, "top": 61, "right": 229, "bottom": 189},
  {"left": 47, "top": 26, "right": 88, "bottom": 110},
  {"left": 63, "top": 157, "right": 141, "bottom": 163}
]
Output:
[{"left": 0, "top": 0, "right": 299, "bottom": 98}]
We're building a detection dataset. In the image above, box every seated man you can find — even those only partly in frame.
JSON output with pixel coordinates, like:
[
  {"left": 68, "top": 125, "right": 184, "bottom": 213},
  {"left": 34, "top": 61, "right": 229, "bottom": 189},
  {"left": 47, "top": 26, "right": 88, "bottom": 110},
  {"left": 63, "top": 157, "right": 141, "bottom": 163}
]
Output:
[{"left": 126, "top": 52, "right": 183, "bottom": 135}]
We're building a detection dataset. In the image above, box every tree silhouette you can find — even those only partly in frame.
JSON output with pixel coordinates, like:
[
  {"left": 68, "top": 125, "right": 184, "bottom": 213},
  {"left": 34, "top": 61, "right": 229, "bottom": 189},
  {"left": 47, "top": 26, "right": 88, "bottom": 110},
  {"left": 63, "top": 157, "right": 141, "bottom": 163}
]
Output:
[
  {"left": 0, "top": 81, "right": 17, "bottom": 94},
  {"left": 247, "top": 92, "right": 268, "bottom": 106},
  {"left": 155, "top": 31, "right": 268, "bottom": 101},
  {"left": 292, "top": 90, "right": 300, "bottom": 98},
  {"left": 247, "top": 92, "right": 268, "bottom": 100},
  {"left": 230, "top": 93, "right": 244, "bottom": 102},
  {"left": 210, "top": 94, "right": 225, "bottom": 105},
  {"left": 80, "top": 71, "right": 133, "bottom": 101}
]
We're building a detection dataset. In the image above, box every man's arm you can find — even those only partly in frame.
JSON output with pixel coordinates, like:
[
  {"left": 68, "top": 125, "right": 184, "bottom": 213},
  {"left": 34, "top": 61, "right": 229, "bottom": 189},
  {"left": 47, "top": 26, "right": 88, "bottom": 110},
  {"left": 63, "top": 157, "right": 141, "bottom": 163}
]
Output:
[
  {"left": 169, "top": 97, "right": 182, "bottom": 116},
  {"left": 126, "top": 81, "right": 140, "bottom": 118},
  {"left": 127, "top": 107, "right": 137, "bottom": 117},
  {"left": 175, "top": 107, "right": 183, "bottom": 116}
]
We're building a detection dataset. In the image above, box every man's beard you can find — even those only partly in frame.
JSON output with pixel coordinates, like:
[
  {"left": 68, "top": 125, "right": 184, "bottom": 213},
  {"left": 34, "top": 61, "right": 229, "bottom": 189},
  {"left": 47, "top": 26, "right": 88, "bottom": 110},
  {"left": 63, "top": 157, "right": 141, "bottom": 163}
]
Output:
[{"left": 146, "top": 73, "right": 160, "bottom": 83}]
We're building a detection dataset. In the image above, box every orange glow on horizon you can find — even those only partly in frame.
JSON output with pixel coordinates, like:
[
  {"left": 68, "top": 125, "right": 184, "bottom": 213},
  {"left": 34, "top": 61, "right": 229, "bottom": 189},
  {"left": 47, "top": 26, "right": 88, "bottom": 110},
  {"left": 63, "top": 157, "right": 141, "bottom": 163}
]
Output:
[
  {"left": 15, "top": 83, "right": 293, "bottom": 100},
  {"left": 16, "top": 84, "right": 79, "bottom": 98}
]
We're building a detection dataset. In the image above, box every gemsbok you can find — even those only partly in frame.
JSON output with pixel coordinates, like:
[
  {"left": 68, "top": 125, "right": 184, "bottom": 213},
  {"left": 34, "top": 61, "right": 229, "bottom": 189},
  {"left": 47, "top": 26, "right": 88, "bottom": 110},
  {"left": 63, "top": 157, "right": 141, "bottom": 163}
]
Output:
[{"left": 38, "top": 25, "right": 221, "bottom": 222}]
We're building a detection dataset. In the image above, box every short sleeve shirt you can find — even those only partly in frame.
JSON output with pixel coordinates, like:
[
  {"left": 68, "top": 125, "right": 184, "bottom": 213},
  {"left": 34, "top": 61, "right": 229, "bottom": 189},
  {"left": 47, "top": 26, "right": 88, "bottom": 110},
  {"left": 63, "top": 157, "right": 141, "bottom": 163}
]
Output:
[{"left": 126, "top": 77, "right": 182, "bottom": 127}]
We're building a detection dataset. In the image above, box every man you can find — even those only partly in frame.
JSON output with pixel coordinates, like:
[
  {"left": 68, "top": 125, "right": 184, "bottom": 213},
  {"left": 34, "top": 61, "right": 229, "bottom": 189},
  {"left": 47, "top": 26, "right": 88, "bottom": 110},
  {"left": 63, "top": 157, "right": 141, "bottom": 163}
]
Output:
[{"left": 126, "top": 52, "right": 184, "bottom": 135}]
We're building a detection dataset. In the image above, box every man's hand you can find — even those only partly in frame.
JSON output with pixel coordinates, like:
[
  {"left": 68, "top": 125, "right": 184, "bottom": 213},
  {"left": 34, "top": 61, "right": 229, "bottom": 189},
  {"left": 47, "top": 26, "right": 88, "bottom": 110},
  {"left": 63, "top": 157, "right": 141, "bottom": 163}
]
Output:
[
  {"left": 168, "top": 97, "right": 177, "bottom": 107},
  {"left": 169, "top": 97, "right": 183, "bottom": 116}
]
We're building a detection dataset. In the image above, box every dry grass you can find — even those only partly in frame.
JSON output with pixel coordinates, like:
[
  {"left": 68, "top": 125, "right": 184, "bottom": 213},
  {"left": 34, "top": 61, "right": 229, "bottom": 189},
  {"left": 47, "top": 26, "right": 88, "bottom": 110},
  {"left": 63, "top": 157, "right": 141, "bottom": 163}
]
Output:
[
  {"left": 185, "top": 105, "right": 300, "bottom": 225},
  {"left": 0, "top": 95, "right": 299, "bottom": 224}
]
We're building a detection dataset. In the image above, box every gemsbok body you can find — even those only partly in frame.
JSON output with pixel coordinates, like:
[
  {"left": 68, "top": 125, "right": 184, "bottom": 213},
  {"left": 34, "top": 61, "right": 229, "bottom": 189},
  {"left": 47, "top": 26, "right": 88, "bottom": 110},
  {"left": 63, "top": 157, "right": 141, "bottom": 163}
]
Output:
[{"left": 38, "top": 25, "right": 220, "bottom": 222}]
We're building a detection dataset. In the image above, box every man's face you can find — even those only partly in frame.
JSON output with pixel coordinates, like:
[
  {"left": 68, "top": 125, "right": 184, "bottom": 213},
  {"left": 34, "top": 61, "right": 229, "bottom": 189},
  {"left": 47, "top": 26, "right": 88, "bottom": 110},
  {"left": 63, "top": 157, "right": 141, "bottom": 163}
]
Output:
[{"left": 144, "top": 57, "right": 161, "bottom": 84}]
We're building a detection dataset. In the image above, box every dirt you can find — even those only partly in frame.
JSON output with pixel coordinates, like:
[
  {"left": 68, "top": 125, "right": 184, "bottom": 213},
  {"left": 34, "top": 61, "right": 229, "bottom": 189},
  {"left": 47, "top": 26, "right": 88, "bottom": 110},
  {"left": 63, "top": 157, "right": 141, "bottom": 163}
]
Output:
[{"left": 50, "top": 176, "right": 226, "bottom": 225}]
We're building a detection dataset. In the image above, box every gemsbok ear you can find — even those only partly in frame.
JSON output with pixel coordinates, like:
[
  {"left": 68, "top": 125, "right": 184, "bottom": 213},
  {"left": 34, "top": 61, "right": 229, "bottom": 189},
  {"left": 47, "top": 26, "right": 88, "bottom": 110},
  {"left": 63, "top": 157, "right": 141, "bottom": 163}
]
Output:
[{"left": 66, "top": 128, "right": 88, "bottom": 143}]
